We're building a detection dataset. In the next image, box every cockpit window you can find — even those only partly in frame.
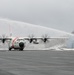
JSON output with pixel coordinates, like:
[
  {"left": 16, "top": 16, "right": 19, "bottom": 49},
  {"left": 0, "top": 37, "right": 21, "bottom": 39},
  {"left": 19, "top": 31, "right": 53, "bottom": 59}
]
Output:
[{"left": 17, "top": 39, "right": 24, "bottom": 41}]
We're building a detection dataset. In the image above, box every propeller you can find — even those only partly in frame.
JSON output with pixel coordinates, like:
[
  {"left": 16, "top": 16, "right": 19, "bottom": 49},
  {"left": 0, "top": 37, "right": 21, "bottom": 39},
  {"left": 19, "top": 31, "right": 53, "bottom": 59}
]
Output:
[
  {"left": 28, "top": 34, "right": 36, "bottom": 43},
  {"left": 0, "top": 34, "right": 8, "bottom": 43},
  {"left": 41, "top": 34, "right": 49, "bottom": 43}
]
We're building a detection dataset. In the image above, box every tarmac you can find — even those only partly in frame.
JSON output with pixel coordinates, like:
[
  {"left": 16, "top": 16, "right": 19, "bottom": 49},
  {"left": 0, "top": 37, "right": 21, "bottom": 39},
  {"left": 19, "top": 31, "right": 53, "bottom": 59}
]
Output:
[{"left": 0, "top": 50, "right": 74, "bottom": 75}]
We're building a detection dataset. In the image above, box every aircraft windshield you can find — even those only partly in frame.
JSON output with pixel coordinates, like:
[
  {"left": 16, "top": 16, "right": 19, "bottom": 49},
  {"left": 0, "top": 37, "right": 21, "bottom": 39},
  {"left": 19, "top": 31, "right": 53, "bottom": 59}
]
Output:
[{"left": 17, "top": 39, "right": 24, "bottom": 41}]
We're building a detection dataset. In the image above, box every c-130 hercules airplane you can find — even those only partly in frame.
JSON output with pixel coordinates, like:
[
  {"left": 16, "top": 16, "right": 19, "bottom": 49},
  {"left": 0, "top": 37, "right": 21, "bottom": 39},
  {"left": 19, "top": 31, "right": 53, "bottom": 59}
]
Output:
[{"left": 0, "top": 34, "right": 67, "bottom": 51}]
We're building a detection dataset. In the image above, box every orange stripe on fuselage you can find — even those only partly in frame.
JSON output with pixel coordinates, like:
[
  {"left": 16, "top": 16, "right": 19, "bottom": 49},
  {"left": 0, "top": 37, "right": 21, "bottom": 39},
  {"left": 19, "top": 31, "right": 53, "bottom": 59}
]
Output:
[{"left": 12, "top": 37, "right": 19, "bottom": 47}]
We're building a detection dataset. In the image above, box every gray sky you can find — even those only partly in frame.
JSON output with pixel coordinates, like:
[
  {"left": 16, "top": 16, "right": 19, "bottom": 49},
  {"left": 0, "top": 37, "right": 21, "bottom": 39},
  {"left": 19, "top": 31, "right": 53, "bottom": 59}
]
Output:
[{"left": 0, "top": 0, "right": 74, "bottom": 32}]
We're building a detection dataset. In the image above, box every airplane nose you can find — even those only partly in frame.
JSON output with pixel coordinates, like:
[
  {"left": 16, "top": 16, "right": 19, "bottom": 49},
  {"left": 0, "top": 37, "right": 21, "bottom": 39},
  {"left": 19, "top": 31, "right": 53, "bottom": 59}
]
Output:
[{"left": 19, "top": 42, "right": 24, "bottom": 48}]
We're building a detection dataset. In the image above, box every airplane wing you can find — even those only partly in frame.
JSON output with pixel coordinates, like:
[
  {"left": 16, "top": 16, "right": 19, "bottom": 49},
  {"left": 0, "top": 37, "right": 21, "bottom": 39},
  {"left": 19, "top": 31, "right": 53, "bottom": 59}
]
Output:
[
  {"left": 0, "top": 37, "right": 12, "bottom": 43},
  {"left": 0, "top": 36, "right": 68, "bottom": 44},
  {"left": 24, "top": 36, "right": 68, "bottom": 43}
]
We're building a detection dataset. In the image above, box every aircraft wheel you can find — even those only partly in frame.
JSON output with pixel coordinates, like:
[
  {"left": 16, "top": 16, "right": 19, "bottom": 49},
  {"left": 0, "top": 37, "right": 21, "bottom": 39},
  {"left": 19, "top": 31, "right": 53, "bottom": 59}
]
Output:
[
  {"left": 9, "top": 47, "right": 12, "bottom": 51},
  {"left": 19, "top": 48, "right": 23, "bottom": 51}
]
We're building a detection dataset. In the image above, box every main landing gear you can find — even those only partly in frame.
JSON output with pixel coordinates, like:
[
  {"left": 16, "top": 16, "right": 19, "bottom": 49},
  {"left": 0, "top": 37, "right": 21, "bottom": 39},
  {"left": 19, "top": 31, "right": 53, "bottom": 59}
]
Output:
[{"left": 9, "top": 47, "right": 24, "bottom": 51}]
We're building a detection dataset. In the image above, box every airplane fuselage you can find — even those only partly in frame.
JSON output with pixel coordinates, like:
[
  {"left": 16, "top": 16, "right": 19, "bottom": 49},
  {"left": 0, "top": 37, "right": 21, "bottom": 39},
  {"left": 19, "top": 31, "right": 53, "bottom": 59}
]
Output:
[{"left": 8, "top": 37, "right": 25, "bottom": 51}]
